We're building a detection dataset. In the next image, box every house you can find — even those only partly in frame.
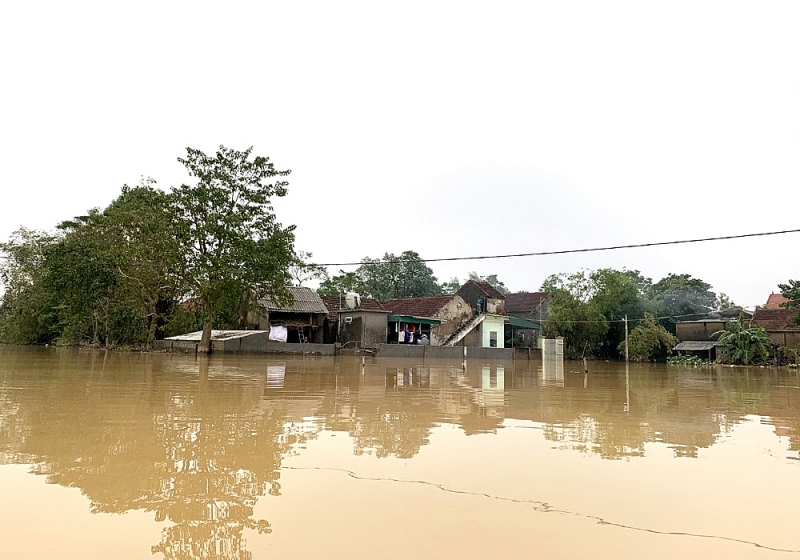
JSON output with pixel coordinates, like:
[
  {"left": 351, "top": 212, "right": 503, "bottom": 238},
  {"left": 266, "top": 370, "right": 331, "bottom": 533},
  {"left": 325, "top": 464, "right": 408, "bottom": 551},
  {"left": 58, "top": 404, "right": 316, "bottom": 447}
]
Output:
[
  {"left": 320, "top": 295, "right": 387, "bottom": 344},
  {"left": 505, "top": 292, "right": 550, "bottom": 348},
  {"left": 673, "top": 318, "right": 729, "bottom": 361},
  {"left": 456, "top": 280, "right": 506, "bottom": 315},
  {"left": 319, "top": 295, "right": 391, "bottom": 347},
  {"left": 505, "top": 292, "right": 550, "bottom": 323},
  {"left": 751, "top": 308, "right": 800, "bottom": 348},
  {"left": 444, "top": 280, "right": 508, "bottom": 348},
  {"left": 257, "top": 286, "right": 329, "bottom": 343},
  {"left": 766, "top": 293, "right": 790, "bottom": 309},
  {"left": 383, "top": 295, "right": 472, "bottom": 346}
]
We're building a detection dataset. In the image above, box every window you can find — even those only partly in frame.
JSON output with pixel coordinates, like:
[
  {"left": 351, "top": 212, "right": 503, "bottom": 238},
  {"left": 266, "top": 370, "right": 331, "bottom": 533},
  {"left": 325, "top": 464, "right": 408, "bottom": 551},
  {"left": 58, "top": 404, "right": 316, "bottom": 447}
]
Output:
[{"left": 489, "top": 331, "right": 498, "bottom": 348}]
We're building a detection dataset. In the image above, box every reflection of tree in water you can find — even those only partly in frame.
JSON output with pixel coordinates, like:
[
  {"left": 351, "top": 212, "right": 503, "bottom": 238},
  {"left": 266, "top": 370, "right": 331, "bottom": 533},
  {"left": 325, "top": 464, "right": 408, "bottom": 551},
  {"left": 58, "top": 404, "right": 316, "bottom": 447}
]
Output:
[{"left": 0, "top": 353, "right": 323, "bottom": 560}]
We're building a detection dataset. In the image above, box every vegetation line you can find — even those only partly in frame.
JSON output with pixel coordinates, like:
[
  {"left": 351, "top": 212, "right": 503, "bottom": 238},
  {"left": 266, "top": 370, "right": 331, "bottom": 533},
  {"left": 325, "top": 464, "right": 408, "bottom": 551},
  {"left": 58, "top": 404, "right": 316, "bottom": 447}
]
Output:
[{"left": 283, "top": 465, "right": 800, "bottom": 553}]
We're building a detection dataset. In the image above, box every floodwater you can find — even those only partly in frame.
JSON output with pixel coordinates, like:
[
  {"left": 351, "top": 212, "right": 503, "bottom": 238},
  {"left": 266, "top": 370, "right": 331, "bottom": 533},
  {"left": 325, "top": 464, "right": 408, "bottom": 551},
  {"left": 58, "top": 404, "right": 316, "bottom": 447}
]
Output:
[{"left": 1, "top": 348, "right": 800, "bottom": 559}]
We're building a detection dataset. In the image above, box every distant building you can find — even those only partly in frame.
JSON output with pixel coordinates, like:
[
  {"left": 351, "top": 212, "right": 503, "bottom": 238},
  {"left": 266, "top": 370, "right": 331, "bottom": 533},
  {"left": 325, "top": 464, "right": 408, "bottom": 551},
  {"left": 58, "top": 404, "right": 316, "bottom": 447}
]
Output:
[
  {"left": 383, "top": 294, "right": 472, "bottom": 346},
  {"left": 766, "top": 293, "right": 790, "bottom": 309},
  {"left": 505, "top": 292, "right": 550, "bottom": 348},
  {"left": 320, "top": 295, "right": 386, "bottom": 344},
  {"left": 751, "top": 307, "right": 800, "bottom": 348}
]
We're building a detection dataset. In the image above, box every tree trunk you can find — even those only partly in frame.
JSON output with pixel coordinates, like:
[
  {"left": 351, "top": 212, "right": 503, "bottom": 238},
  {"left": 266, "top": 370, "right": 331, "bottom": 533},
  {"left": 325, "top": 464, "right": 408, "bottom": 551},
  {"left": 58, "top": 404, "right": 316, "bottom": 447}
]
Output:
[
  {"left": 146, "top": 301, "right": 158, "bottom": 351},
  {"left": 198, "top": 318, "right": 213, "bottom": 354}
]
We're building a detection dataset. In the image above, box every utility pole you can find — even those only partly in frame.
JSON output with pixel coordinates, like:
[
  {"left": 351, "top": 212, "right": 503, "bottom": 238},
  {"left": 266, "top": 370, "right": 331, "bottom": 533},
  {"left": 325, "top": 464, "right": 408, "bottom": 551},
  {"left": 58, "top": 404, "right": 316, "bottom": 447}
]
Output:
[{"left": 624, "top": 314, "right": 629, "bottom": 363}]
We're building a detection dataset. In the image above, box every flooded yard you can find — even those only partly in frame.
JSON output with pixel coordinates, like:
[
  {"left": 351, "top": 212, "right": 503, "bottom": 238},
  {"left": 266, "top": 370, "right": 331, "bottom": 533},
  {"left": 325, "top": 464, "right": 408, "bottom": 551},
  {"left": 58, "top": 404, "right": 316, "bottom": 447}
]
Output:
[{"left": 1, "top": 346, "right": 800, "bottom": 559}]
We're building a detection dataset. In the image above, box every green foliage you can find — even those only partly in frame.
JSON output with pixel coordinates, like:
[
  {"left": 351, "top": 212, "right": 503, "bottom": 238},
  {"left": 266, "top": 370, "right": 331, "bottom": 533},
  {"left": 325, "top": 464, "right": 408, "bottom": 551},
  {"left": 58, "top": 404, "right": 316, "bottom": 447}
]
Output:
[
  {"left": 0, "top": 228, "right": 60, "bottom": 344},
  {"left": 542, "top": 268, "right": 648, "bottom": 359},
  {"left": 647, "top": 273, "right": 716, "bottom": 332},
  {"left": 778, "top": 280, "right": 800, "bottom": 326},
  {"left": 319, "top": 251, "right": 442, "bottom": 302},
  {"left": 714, "top": 292, "right": 736, "bottom": 311},
  {"left": 441, "top": 276, "right": 461, "bottom": 294},
  {"left": 0, "top": 182, "right": 184, "bottom": 347},
  {"left": 467, "top": 272, "right": 509, "bottom": 294},
  {"left": 619, "top": 313, "right": 678, "bottom": 362},
  {"left": 172, "top": 145, "right": 297, "bottom": 350},
  {"left": 317, "top": 270, "right": 362, "bottom": 296},
  {"left": 287, "top": 250, "right": 326, "bottom": 287},
  {"left": 667, "top": 355, "right": 709, "bottom": 366},
  {"left": 712, "top": 318, "right": 773, "bottom": 365}
]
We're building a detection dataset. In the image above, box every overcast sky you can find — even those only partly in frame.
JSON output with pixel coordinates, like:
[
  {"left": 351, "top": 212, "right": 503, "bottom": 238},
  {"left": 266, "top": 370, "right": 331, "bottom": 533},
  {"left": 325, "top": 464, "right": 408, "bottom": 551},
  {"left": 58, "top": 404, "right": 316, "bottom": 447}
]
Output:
[{"left": 1, "top": 1, "right": 798, "bottom": 307}]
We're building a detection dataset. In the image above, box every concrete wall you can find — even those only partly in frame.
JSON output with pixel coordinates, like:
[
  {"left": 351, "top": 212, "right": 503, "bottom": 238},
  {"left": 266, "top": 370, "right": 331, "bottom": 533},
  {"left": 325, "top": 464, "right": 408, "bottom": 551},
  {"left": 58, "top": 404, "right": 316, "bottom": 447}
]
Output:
[
  {"left": 676, "top": 321, "right": 727, "bottom": 341},
  {"left": 157, "top": 334, "right": 336, "bottom": 355},
  {"left": 430, "top": 294, "right": 474, "bottom": 346},
  {"left": 768, "top": 331, "right": 800, "bottom": 348},
  {"left": 376, "top": 344, "right": 514, "bottom": 360},
  {"left": 339, "top": 311, "right": 389, "bottom": 346}
]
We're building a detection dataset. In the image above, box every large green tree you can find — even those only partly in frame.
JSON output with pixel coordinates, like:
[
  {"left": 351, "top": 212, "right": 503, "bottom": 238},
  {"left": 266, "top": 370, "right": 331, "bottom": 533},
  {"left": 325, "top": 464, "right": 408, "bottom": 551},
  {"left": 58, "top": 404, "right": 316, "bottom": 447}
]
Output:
[
  {"left": 0, "top": 228, "right": 60, "bottom": 344},
  {"left": 171, "top": 145, "right": 296, "bottom": 353},
  {"left": 647, "top": 273, "right": 716, "bottom": 332},
  {"left": 320, "top": 251, "right": 442, "bottom": 302}
]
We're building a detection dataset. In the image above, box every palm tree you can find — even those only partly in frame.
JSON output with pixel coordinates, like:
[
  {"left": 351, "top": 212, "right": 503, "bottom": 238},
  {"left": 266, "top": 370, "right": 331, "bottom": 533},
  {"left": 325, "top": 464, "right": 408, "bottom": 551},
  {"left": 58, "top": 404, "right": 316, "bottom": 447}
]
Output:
[{"left": 712, "top": 317, "right": 773, "bottom": 365}]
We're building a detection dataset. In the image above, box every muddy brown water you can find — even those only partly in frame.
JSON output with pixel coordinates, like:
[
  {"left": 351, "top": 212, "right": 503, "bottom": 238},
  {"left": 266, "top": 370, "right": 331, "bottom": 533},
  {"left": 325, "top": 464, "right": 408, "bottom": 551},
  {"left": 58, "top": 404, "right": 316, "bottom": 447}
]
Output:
[{"left": 1, "top": 346, "right": 800, "bottom": 559}]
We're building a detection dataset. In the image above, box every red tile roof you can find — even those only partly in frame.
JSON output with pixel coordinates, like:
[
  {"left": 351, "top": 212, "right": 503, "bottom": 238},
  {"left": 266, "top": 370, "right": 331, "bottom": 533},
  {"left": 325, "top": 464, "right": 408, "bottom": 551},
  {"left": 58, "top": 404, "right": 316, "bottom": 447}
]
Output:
[
  {"left": 505, "top": 292, "right": 548, "bottom": 313},
  {"left": 752, "top": 308, "right": 800, "bottom": 331},
  {"left": 383, "top": 296, "right": 455, "bottom": 318},
  {"left": 319, "top": 295, "right": 385, "bottom": 321},
  {"left": 766, "top": 293, "right": 790, "bottom": 309}
]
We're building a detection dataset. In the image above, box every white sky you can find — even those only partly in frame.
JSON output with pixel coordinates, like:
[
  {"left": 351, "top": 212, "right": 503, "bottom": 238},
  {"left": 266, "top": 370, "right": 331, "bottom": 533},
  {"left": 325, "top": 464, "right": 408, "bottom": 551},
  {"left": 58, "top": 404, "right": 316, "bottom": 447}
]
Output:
[{"left": 1, "top": 1, "right": 798, "bottom": 307}]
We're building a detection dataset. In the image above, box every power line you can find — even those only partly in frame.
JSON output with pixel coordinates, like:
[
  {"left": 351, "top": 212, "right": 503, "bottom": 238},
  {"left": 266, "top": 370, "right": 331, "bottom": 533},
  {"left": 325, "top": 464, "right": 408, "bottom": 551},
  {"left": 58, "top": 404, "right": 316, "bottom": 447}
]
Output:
[
  {"left": 2, "top": 227, "right": 798, "bottom": 266},
  {"left": 315, "top": 228, "right": 800, "bottom": 267}
]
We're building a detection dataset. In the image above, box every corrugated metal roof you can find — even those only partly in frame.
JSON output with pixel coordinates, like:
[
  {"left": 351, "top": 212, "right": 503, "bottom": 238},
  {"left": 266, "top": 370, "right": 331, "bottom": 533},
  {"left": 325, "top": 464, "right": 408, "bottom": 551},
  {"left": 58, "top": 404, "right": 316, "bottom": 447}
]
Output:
[
  {"left": 166, "top": 330, "right": 267, "bottom": 342},
  {"left": 673, "top": 341, "right": 721, "bottom": 351},
  {"left": 262, "top": 287, "right": 329, "bottom": 314}
]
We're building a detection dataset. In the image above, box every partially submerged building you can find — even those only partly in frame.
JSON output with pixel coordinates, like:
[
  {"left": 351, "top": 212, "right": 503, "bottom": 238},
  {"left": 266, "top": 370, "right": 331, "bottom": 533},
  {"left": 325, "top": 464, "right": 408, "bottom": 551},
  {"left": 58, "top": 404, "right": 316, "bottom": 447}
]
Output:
[
  {"left": 257, "top": 287, "right": 329, "bottom": 343},
  {"left": 505, "top": 292, "right": 549, "bottom": 348},
  {"left": 382, "top": 295, "right": 472, "bottom": 346},
  {"left": 751, "top": 308, "right": 800, "bottom": 348}
]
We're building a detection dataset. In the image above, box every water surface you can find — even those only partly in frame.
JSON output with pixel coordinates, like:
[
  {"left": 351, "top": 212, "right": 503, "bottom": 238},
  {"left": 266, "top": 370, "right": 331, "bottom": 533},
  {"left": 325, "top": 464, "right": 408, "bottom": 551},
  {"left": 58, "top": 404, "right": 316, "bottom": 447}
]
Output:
[{"left": 1, "top": 347, "right": 799, "bottom": 559}]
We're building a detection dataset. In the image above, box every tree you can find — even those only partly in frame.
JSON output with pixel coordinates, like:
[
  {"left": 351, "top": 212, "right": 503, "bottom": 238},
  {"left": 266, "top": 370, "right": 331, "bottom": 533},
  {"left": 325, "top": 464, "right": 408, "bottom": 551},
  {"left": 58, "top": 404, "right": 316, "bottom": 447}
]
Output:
[
  {"left": 359, "top": 251, "right": 442, "bottom": 302},
  {"left": 779, "top": 280, "right": 800, "bottom": 326},
  {"left": 171, "top": 145, "right": 296, "bottom": 353},
  {"left": 619, "top": 313, "right": 678, "bottom": 362},
  {"left": 319, "top": 251, "right": 442, "bottom": 302},
  {"left": 317, "top": 270, "right": 363, "bottom": 296},
  {"left": 468, "top": 272, "right": 509, "bottom": 294},
  {"left": 441, "top": 277, "right": 461, "bottom": 294},
  {"left": 714, "top": 292, "right": 736, "bottom": 311},
  {"left": 647, "top": 273, "right": 716, "bottom": 332},
  {"left": 287, "top": 250, "right": 326, "bottom": 287},
  {"left": 712, "top": 317, "right": 772, "bottom": 365},
  {"left": 0, "top": 228, "right": 60, "bottom": 344},
  {"left": 98, "top": 180, "right": 183, "bottom": 348},
  {"left": 542, "top": 268, "right": 649, "bottom": 359}
]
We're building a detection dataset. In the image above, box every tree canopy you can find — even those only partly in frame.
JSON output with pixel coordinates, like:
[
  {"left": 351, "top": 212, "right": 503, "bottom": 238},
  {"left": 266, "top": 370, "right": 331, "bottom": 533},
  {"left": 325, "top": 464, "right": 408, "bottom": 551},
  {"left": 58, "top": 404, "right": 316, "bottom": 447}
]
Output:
[
  {"left": 172, "top": 145, "right": 297, "bottom": 352},
  {"left": 0, "top": 146, "right": 298, "bottom": 351},
  {"left": 318, "top": 251, "right": 442, "bottom": 302}
]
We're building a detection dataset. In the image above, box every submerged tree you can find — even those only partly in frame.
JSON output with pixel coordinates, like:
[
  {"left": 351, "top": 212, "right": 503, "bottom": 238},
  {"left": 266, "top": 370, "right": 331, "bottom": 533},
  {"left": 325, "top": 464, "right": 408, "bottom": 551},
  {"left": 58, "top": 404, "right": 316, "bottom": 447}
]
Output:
[
  {"left": 619, "top": 313, "right": 678, "bottom": 362},
  {"left": 172, "top": 145, "right": 297, "bottom": 353}
]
